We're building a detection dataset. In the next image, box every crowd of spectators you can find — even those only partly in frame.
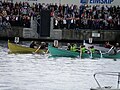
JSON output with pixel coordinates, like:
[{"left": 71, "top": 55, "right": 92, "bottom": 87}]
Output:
[
  {"left": 53, "top": 4, "right": 120, "bottom": 30},
  {"left": 0, "top": 1, "right": 120, "bottom": 30}
]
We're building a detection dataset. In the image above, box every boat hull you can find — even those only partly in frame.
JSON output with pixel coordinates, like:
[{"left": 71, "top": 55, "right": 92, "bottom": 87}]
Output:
[
  {"left": 91, "top": 53, "right": 120, "bottom": 59},
  {"left": 102, "top": 53, "right": 120, "bottom": 59},
  {"left": 48, "top": 45, "right": 90, "bottom": 58},
  {"left": 48, "top": 45, "right": 120, "bottom": 59},
  {"left": 8, "top": 41, "right": 46, "bottom": 54}
]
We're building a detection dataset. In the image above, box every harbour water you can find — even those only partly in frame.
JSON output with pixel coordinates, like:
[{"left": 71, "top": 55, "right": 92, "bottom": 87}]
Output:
[{"left": 0, "top": 41, "right": 120, "bottom": 90}]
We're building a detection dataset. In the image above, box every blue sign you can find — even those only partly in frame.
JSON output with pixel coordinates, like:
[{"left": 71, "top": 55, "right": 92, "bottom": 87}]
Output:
[
  {"left": 80, "top": 0, "right": 88, "bottom": 4},
  {"left": 89, "top": 0, "right": 114, "bottom": 4}
]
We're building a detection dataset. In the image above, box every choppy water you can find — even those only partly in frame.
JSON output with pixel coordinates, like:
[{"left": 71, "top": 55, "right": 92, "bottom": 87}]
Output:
[{"left": 0, "top": 41, "right": 120, "bottom": 90}]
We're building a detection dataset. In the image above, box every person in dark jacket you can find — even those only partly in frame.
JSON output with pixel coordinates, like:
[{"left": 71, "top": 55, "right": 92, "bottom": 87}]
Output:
[
  {"left": 67, "top": 43, "right": 71, "bottom": 50},
  {"left": 30, "top": 41, "right": 37, "bottom": 48}
]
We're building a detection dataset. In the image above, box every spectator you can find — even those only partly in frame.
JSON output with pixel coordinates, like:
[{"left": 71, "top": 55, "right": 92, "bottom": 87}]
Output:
[{"left": 0, "top": 1, "right": 119, "bottom": 30}]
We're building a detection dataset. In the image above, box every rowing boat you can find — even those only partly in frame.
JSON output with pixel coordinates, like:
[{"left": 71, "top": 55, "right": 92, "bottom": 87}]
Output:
[
  {"left": 102, "top": 53, "right": 120, "bottom": 59},
  {"left": 48, "top": 45, "right": 79, "bottom": 57},
  {"left": 8, "top": 40, "right": 46, "bottom": 54},
  {"left": 48, "top": 45, "right": 90, "bottom": 58},
  {"left": 48, "top": 45, "right": 120, "bottom": 59},
  {"left": 84, "top": 43, "right": 120, "bottom": 59}
]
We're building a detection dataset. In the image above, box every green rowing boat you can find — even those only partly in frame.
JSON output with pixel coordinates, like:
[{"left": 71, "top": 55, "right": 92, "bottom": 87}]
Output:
[
  {"left": 48, "top": 45, "right": 120, "bottom": 59},
  {"left": 48, "top": 45, "right": 90, "bottom": 58},
  {"left": 102, "top": 53, "right": 120, "bottom": 59}
]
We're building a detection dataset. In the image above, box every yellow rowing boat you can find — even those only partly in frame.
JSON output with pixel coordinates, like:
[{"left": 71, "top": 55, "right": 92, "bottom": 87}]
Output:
[{"left": 8, "top": 40, "right": 46, "bottom": 54}]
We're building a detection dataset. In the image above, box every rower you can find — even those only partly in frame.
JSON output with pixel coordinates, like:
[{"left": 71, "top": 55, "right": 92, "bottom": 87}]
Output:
[
  {"left": 40, "top": 42, "right": 46, "bottom": 49},
  {"left": 70, "top": 44, "right": 77, "bottom": 52},
  {"left": 80, "top": 45, "right": 87, "bottom": 53},
  {"left": 89, "top": 46, "right": 95, "bottom": 53},
  {"left": 67, "top": 43, "right": 71, "bottom": 50},
  {"left": 104, "top": 41, "right": 112, "bottom": 48},
  {"left": 113, "top": 43, "right": 119, "bottom": 55},
  {"left": 88, "top": 45, "right": 100, "bottom": 54},
  {"left": 30, "top": 41, "right": 38, "bottom": 48}
]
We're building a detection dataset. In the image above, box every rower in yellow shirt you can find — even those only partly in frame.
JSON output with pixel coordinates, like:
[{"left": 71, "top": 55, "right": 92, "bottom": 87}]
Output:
[{"left": 70, "top": 44, "right": 77, "bottom": 52}]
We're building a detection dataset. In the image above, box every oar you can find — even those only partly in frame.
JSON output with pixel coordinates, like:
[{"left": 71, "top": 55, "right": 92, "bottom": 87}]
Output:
[
  {"left": 107, "top": 46, "right": 114, "bottom": 53},
  {"left": 103, "top": 46, "right": 114, "bottom": 54},
  {"left": 90, "top": 51, "right": 93, "bottom": 59},
  {"left": 99, "top": 51, "right": 103, "bottom": 58},
  {"left": 117, "top": 50, "right": 120, "bottom": 53},
  {"left": 34, "top": 46, "right": 41, "bottom": 53},
  {"left": 45, "top": 49, "right": 49, "bottom": 54},
  {"left": 79, "top": 46, "right": 82, "bottom": 59},
  {"left": 102, "top": 46, "right": 114, "bottom": 55}
]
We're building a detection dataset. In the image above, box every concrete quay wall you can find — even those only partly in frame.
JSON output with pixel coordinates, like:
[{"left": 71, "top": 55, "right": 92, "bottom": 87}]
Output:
[
  {"left": 52, "top": 29, "right": 120, "bottom": 43},
  {"left": 0, "top": 27, "right": 120, "bottom": 43}
]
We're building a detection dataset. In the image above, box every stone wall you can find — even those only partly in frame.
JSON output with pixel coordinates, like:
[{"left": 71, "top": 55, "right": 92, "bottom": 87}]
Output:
[
  {"left": 61, "top": 29, "right": 120, "bottom": 43},
  {"left": 0, "top": 26, "right": 120, "bottom": 43},
  {"left": 0, "top": 26, "right": 23, "bottom": 38}
]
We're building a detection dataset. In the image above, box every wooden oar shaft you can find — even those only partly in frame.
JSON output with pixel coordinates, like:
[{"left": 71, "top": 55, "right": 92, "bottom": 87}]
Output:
[{"left": 34, "top": 46, "right": 41, "bottom": 53}]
